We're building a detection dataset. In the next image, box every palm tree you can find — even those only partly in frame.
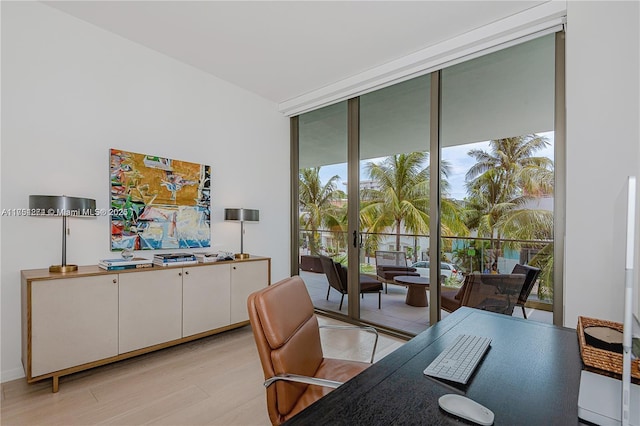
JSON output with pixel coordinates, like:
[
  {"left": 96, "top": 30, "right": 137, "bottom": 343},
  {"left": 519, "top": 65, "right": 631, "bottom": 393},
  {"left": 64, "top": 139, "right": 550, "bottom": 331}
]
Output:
[
  {"left": 299, "top": 167, "right": 345, "bottom": 255},
  {"left": 361, "top": 152, "right": 468, "bottom": 254},
  {"left": 464, "top": 134, "right": 554, "bottom": 276},
  {"left": 528, "top": 243, "right": 554, "bottom": 300}
]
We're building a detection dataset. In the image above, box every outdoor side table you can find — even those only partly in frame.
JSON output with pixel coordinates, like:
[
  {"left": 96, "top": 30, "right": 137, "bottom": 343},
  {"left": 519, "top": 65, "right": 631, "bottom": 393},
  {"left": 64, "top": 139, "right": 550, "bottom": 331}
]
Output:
[{"left": 394, "top": 275, "right": 430, "bottom": 307}]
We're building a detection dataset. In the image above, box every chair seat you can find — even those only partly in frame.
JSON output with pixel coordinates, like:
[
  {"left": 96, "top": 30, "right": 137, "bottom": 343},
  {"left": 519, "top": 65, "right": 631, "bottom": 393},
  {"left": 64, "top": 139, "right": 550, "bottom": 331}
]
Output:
[
  {"left": 284, "top": 357, "right": 370, "bottom": 422},
  {"left": 360, "top": 275, "right": 383, "bottom": 292}
]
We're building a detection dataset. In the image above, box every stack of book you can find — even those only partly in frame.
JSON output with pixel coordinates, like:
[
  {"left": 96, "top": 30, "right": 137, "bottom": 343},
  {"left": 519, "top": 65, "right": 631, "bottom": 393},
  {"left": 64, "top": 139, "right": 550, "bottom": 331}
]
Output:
[
  {"left": 98, "top": 257, "right": 153, "bottom": 271},
  {"left": 153, "top": 253, "right": 197, "bottom": 267},
  {"left": 194, "top": 252, "right": 219, "bottom": 263}
]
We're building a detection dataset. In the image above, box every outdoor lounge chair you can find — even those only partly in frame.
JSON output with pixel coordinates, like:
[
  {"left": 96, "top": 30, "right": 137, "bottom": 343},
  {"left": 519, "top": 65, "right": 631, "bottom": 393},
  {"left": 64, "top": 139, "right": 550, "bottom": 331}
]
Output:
[
  {"left": 459, "top": 273, "right": 527, "bottom": 315},
  {"left": 374, "top": 250, "right": 420, "bottom": 293},
  {"left": 442, "top": 264, "right": 540, "bottom": 317},
  {"left": 319, "top": 255, "right": 382, "bottom": 310},
  {"left": 511, "top": 264, "right": 541, "bottom": 318}
]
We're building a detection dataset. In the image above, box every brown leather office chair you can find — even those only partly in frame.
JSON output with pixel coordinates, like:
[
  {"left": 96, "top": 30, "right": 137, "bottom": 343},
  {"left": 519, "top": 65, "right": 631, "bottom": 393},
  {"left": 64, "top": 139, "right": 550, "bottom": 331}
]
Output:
[
  {"left": 247, "top": 276, "right": 376, "bottom": 425},
  {"left": 319, "top": 255, "right": 382, "bottom": 310}
]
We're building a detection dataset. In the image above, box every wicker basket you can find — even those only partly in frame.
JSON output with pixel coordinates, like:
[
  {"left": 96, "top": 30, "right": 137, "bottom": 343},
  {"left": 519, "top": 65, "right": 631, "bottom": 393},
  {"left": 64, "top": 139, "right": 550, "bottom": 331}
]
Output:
[{"left": 577, "top": 316, "right": 640, "bottom": 382}]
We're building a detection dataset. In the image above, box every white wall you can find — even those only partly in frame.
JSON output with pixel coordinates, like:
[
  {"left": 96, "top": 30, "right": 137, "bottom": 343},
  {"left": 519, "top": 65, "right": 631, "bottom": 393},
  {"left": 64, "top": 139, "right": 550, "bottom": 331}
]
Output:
[
  {"left": 564, "top": 1, "right": 640, "bottom": 327},
  {"left": 0, "top": 2, "right": 289, "bottom": 381}
]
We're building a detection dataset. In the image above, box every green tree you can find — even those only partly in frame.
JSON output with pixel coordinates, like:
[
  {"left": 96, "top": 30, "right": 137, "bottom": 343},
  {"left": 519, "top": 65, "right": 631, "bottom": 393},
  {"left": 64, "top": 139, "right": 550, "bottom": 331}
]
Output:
[
  {"left": 529, "top": 243, "right": 554, "bottom": 300},
  {"left": 299, "top": 167, "right": 345, "bottom": 255},
  {"left": 464, "top": 134, "right": 554, "bottom": 294},
  {"left": 361, "top": 152, "right": 468, "bottom": 254}
]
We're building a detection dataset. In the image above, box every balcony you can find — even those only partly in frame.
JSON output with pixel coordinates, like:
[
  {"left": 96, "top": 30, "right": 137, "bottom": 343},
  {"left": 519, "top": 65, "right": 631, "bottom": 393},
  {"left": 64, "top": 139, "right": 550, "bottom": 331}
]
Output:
[{"left": 299, "top": 230, "right": 553, "bottom": 335}]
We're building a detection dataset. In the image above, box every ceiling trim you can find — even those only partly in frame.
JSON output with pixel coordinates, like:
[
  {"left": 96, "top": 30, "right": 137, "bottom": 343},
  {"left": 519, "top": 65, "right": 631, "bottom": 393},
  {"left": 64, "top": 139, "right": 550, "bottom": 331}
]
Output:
[{"left": 279, "top": 1, "right": 567, "bottom": 117}]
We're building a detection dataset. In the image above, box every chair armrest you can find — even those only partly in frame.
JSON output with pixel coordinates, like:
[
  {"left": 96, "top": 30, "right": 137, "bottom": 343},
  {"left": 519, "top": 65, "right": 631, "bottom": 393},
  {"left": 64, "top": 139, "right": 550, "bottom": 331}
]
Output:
[
  {"left": 264, "top": 373, "right": 342, "bottom": 389},
  {"left": 319, "top": 324, "right": 379, "bottom": 363}
]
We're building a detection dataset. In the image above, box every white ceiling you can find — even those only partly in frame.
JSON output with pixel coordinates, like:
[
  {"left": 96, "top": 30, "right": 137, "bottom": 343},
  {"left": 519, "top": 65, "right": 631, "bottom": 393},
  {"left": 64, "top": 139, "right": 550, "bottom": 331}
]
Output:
[{"left": 43, "top": 1, "right": 548, "bottom": 106}]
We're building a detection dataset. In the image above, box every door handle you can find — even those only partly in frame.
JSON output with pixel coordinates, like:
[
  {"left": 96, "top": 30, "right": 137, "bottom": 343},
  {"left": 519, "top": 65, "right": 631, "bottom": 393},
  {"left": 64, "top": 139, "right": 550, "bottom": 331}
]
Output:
[{"left": 353, "top": 231, "right": 358, "bottom": 248}]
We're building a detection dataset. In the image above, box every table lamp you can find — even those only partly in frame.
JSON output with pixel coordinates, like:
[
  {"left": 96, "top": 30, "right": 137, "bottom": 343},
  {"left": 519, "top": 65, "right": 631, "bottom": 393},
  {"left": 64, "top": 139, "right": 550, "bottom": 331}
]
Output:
[
  {"left": 29, "top": 195, "right": 96, "bottom": 272},
  {"left": 224, "top": 208, "right": 259, "bottom": 259}
]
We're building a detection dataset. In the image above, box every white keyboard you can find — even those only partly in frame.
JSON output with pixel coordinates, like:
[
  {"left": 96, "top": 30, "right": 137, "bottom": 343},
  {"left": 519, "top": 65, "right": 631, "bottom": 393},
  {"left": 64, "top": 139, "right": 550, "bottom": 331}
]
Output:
[{"left": 423, "top": 334, "right": 491, "bottom": 384}]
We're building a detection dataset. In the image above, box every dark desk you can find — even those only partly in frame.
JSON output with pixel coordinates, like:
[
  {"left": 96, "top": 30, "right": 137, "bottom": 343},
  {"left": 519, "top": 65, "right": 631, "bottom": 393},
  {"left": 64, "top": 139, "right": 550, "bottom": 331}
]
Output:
[{"left": 285, "top": 308, "right": 582, "bottom": 425}]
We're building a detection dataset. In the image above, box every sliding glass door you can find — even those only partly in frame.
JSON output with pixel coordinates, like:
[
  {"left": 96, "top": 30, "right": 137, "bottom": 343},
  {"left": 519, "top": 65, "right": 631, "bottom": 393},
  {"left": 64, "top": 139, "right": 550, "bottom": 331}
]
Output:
[
  {"left": 293, "top": 32, "right": 562, "bottom": 333},
  {"left": 359, "top": 76, "right": 431, "bottom": 333},
  {"left": 297, "top": 102, "right": 350, "bottom": 316}
]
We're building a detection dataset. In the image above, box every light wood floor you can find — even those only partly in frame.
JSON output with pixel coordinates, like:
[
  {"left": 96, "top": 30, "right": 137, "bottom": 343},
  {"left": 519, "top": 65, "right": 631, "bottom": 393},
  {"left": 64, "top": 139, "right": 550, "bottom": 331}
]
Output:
[{"left": 1, "top": 317, "right": 405, "bottom": 426}]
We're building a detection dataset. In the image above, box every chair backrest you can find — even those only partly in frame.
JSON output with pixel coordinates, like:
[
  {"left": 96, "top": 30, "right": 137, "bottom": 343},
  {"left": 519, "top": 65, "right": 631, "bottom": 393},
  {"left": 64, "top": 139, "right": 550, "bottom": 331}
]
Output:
[
  {"left": 247, "top": 276, "right": 324, "bottom": 425},
  {"left": 449, "top": 273, "right": 473, "bottom": 302},
  {"left": 461, "top": 273, "right": 527, "bottom": 316},
  {"left": 375, "top": 251, "right": 408, "bottom": 268},
  {"left": 319, "top": 255, "right": 347, "bottom": 294},
  {"left": 511, "top": 264, "right": 541, "bottom": 306}
]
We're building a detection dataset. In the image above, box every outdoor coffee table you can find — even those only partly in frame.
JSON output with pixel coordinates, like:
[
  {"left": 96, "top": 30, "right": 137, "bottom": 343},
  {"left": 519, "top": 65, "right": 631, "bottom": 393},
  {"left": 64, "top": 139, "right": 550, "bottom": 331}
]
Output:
[{"left": 393, "top": 275, "right": 430, "bottom": 307}]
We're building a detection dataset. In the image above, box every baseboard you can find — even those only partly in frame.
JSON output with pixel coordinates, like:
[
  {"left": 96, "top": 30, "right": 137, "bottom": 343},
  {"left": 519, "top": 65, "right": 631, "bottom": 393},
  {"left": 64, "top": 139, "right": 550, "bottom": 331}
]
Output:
[{"left": 1, "top": 367, "right": 26, "bottom": 383}]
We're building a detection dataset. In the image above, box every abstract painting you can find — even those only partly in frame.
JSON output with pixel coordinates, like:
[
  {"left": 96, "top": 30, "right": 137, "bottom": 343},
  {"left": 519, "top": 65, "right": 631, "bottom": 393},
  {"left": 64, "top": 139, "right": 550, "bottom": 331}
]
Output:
[{"left": 110, "top": 148, "right": 211, "bottom": 250}]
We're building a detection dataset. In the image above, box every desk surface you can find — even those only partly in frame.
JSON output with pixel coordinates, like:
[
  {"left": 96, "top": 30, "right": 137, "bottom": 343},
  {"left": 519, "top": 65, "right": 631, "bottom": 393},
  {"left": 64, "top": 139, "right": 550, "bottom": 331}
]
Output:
[{"left": 285, "top": 308, "right": 582, "bottom": 425}]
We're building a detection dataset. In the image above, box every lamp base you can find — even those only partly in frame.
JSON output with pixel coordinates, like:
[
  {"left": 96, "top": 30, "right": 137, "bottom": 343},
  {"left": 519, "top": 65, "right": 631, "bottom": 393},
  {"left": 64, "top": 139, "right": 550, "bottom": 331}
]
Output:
[
  {"left": 234, "top": 253, "right": 250, "bottom": 260},
  {"left": 49, "top": 264, "right": 78, "bottom": 273}
]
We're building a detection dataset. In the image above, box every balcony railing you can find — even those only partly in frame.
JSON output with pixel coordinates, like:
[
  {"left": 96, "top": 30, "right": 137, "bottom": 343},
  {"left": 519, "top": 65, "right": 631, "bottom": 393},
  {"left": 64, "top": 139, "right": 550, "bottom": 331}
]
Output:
[{"left": 299, "top": 229, "right": 553, "bottom": 304}]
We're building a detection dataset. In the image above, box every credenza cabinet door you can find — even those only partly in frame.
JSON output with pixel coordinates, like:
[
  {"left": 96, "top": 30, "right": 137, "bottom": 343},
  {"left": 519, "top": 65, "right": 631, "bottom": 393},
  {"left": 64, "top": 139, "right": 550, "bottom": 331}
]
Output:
[
  {"left": 31, "top": 275, "right": 118, "bottom": 377},
  {"left": 182, "top": 264, "right": 231, "bottom": 337},
  {"left": 118, "top": 269, "right": 183, "bottom": 354},
  {"left": 230, "top": 260, "right": 269, "bottom": 324}
]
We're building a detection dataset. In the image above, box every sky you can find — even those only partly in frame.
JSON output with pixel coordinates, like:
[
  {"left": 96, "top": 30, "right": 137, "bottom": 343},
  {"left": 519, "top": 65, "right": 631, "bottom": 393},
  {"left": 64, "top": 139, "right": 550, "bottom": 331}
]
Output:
[{"left": 316, "top": 132, "right": 555, "bottom": 201}]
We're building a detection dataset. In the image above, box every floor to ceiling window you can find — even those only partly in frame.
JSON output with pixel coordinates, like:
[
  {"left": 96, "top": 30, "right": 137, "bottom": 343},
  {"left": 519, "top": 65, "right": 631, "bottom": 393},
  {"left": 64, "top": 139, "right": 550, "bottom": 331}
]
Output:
[
  {"left": 359, "top": 76, "right": 431, "bottom": 332},
  {"left": 440, "top": 34, "right": 557, "bottom": 318},
  {"left": 294, "top": 32, "right": 561, "bottom": 334},
  {"left": 297, "top": 102, "right": 349, "bottom": 316}
]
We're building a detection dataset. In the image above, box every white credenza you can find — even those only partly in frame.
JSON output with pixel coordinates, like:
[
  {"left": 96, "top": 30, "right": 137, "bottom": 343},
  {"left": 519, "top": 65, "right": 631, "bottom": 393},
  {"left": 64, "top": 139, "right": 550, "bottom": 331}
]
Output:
[
  {"left": 21, "top": 257, "right": 270, "bottom": 392},
  {"left": 182, "top": 264, "right": 232, "bottom": 337}
]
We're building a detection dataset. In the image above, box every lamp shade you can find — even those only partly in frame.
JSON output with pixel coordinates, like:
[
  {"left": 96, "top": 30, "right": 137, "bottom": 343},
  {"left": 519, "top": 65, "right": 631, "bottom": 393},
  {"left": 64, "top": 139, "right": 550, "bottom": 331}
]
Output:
[
  {"left": 29, "top": 195, "right": 96, "bottom": 216},
  {"left": 224, "top": 208, "right": 259, "bottom": 222}
]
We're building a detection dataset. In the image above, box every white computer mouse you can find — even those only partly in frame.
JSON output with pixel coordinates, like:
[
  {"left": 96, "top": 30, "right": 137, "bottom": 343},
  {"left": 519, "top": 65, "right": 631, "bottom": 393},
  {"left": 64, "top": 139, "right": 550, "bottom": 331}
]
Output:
[{"left": 438, "top": 393, "right": 495, "bottom": 425}]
